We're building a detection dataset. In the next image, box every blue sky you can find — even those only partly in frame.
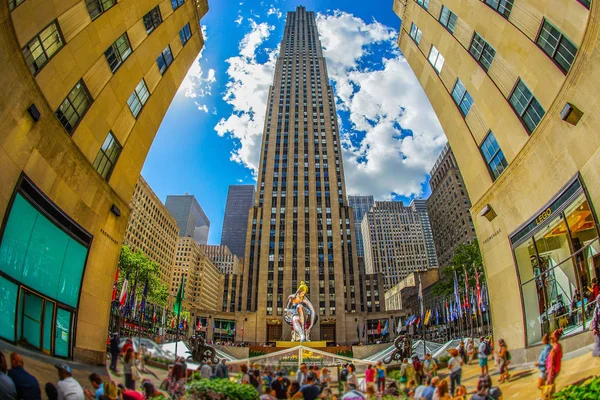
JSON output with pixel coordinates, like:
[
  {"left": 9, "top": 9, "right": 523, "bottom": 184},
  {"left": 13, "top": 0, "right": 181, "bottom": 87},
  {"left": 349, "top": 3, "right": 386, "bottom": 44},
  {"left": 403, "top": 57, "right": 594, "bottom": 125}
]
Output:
[{"left": 142, "top": 0, "right": 446, "bottom": 244}]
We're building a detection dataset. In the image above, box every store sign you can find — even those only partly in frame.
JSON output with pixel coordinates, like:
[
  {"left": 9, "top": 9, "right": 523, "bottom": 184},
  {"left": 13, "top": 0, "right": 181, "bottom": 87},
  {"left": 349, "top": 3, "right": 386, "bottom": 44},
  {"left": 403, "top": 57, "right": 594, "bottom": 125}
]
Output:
[{"left": 535, "top": 208, "right": 553, "bottom": 226}]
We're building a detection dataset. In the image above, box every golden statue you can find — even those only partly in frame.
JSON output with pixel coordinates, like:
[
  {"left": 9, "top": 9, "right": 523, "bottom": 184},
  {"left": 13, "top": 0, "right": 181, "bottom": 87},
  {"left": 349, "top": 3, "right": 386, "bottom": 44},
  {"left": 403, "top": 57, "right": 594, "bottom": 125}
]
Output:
[{"left": 284, "top": 281, "right": 317, "bottom": 342}]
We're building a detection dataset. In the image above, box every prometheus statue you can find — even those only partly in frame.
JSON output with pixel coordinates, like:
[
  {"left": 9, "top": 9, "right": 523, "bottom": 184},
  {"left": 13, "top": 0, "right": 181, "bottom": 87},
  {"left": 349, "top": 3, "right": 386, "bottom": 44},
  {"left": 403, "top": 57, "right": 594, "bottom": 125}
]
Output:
[{"left": 284, "top": 281, "right": 317, "bottom": 342}]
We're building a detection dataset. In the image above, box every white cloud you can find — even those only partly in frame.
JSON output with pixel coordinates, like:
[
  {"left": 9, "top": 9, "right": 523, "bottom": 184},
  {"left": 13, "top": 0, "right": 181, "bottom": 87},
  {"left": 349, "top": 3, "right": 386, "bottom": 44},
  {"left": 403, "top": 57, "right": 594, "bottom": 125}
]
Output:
[
  {"left": 267, "top": 6, "right": 282, "bottom": 18},
  {"left": 235, "top": 15, "right": 243, "bottom": 25},
  {"left": 315, "top": 12, "right": 446, "bottom": 199},
  {"left": 178, "top": 26, "right": 215, "bottom": 110},
  {"left": 214, "top": 20, "right": 277, "bottom": 173}
]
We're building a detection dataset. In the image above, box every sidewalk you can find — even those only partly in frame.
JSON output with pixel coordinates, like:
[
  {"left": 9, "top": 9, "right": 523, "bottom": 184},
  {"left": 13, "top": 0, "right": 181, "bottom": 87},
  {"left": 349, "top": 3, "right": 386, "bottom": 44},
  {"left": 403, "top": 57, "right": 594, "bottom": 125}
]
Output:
[{"left": 454, "top": 344, "right": 600, "bottom": 398}]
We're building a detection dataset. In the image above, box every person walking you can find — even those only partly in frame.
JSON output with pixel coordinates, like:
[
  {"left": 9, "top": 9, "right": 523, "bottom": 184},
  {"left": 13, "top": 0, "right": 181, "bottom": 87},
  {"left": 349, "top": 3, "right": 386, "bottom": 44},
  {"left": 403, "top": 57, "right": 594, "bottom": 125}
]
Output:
[
  {"left": 7, "top": 353, "right": 41, "bottom": 400},
  {"left": 466, "top": 339, "right": 475, "bottom": 364},
  {"left": 447, "top": 349, "right": 463, "bottom": 396},
  {"left": 109, "top": 333, "right": 120, "bottom": 372},
  {"left": 546, "top": 329, "right": 564, "bottom": 386},
  {"left": 458, "top": 342, "right": 467, "bottom": 366},
  {"left": 376, "top": 361, "right": 386, "bottom": 393},
  {"left": 470, "top": 374, "right": 503, "bottom": 400},
  {"left": 496, "top": 339, "right": 510, "bottom": 383},
  {"left": 83, "top": 373, "right": 103, "bottom": 400},
  {"left": 320, "top": 368, "right": 331, "bottom": 389},
  {"left": 364, "top": 365, "right": 375, "bottom": 391},
  {"left": 167, "top": 363, "right": 186, "bottom": 400},
  {"left": 200, "top": 361, "right": 213, "bottom": 380},
  {"left": 0, "top": 353, "right": 16, "bottom": 400},
  {"left": 270, "top": 372, "right": 290, "bottom": 400},
  {"left": 423, "top": 353, "right": 438, "bottom": 380},
  {"left": 296, "top": 363, "right": 308, "bottom": 387},
  {"left": 215, "top": 359, "right": 229, "bottom": 379},
  {"left": 592, "top": 294, "right": 600, "bottom": 357},
  {"left": 477, "top": 336, "right": 490, "bottom": 376},
  {"left": 346, "top": 364, "right": 358, "bottom": 391},
  {"left": 293, "top": 375, "right": 320, "bottom": 400},
  {"left": 122, "top": 348, "right": 139, "bottom": 390},
  {"left": 535, "top": 333, "right": 552, "bottom": 390}
]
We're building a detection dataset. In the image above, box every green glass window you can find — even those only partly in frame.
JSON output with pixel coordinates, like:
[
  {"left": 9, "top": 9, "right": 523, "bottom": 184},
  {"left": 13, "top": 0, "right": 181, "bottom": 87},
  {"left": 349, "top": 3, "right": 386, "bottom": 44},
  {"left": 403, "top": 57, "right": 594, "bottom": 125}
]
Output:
[
  {"left": 85, "top": 0, "right": 116, "bottom": 20},
  {"left": 439, "top": 6, "right": 458, "bottom": 33},
  {"left": 21, "top": 291, "right": 43, "bottom": 348},
  {"left": 485, "top": 0, "right": 513, "bottom": 19},
  {"left": 105, "top": 33, "right": 132, "bottom": 73},
  {"left": 0, "top": 276, "right": 18, "bottom": 341},
  {"left": 127, "top": 80, "right": 150, "bottom": 118},
  {"left": 55, "top": 308, "right": 72, "bottom": 358},
  {"left": 43, "top": 302, "right": 55, "bottom": 353},
  {"left": 409, "top": 23, "right": 422, "bottom": 45},
  {"left": 469, "top": 32, "right": 496, "bottom": 72},
  {"left": 55, "top": 80, "right": 92, "bottom": 134},
  {"left": 416, "top": 0, "right": 429, "bottom": 10},
  {"left": 0, "top": 194, "right": 88, "bottom": 308},
  {"left": 144, "top": 6, "right": 163, "bottom": 34},
  {"left": 509, "top": 79, "right": 545, "bottom": 134}
]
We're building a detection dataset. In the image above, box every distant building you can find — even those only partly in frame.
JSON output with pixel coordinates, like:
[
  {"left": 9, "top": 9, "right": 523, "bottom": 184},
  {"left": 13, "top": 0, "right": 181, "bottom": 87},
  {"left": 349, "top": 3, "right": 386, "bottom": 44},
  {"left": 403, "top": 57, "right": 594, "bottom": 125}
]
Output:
[
  {"left": 362, "top": 201, "right": 435, "bottom": 291},
  {"left": 200, "top": 244, "right": 240, "bottom": 274},
  {"left": 173, "top": 237, "right": 221, "bottom": 312},
  {"left": 384, "top": 269, "right": 440, "bottom": 315},
  {"left": 427, "top": 144, "right": 476, "bottom": 268},
  {"left": 221, "top": 185, "right": 255, "bottom": 257},
  {"left": 166, "top": 194, "right": 210, "bottom": 245},
  {"left": 410, "top": 199, "right": 438, "bottom": 269},
  {"left": 348, "top": 195, "right": 375, "bottom": 257},
  {"left": 123, "top": 176, "right": 179, "bottom": 287}
]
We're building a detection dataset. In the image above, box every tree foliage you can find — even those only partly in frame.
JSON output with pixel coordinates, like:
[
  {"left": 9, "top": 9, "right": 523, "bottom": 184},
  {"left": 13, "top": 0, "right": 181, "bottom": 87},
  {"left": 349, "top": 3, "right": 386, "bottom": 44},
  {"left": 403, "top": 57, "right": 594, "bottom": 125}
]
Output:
[
  {"left": 118, "top": 245, "right": 168, "bottom": 307},
  {"left": 431, "top": 240, "right": 485, "bottom": 297}
]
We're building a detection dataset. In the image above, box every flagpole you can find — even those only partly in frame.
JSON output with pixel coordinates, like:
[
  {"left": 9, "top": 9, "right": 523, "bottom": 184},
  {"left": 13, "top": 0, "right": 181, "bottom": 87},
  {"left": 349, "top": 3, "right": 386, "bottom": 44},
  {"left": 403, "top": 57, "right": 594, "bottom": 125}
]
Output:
[{"left": 174, "top": 300, "right": 181, "bottom": 362}]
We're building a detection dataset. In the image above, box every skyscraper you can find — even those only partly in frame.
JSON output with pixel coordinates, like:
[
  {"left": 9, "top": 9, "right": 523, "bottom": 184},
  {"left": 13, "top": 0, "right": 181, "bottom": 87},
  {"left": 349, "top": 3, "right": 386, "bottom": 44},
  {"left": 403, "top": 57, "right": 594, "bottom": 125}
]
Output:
[
  {"left": 241, "top": 7, "right": 381, "bottom": 343},
  {"left": 409, "top": 199, "right": 438, "bottom": 269},
  {"left": 362, "top": 201, "right": 434, "bottom": 291},
  {"left": 347, "top": 195, "right": 375, "bottom": 257},
  {"left": 221, "top": 185, "right": 255, "bottom": 257},
  {"left": 166, "top": 194, "right": 210, "bottom": 245},
  {"left": 427, "top": 144, "right": 476, "bottom": 268}
]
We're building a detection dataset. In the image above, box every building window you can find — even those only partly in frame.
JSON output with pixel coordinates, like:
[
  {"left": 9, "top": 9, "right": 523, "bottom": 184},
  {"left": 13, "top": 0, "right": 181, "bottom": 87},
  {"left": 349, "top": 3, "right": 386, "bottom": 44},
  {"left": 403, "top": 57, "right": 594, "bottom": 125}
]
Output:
[
  {"left": 8, "top": 0, "right": 25, "bottom": 10},
  {"left": 179, "top": 23, "right": 192, "bottom": 46},
  {"left": 484, "top": 0, "right": 512, "bottom": 19},
  {"left": 439, "top": 6, "right": 458, "bottom": 33},
  {"left": 93, "top": 131, "right": 122, "bottom": 180},
  {"left": 104, "top": 33, "right": 132, "bottom": 73},
  {"left": 480, "top": 131, "right": 507, "bottom": 180},
  {"left": 451, "top": 79, "right": 474, "bottom": 117},
  {"left": 428, "top": 45, "right": 445, "bottom": 74},
  {"left": 171, "top": 0, "right": 184, "bottom": 10},
  {"left": 416, "top": 0, "right": 429, "bottom": 10},
  {"left": 509, "top": 79, "right": 545, "bottom": 134},
  {"left": 409, "top": 23, "right": 422, "bottom": 45},
  {"left": 469, "top": 32, "right": 496, "bottom": 71},
  {"left": 85, "top": 0, "right": 116, "bottom": 20},
  {"left": 143, "top": 6, "right": 162, "bottom": 34},
  {"left": 157, "top": 45, "right": 174, "bottom": 75},
  {"left": 577, "top": 0, "right": 590, "bottom": 9},
  {"left": 55, "top": 80, "right": 92, "bottom": 134},
  {"left": 22, "top": 21, "right": 64, "bottom": 75},
  {"left": 536, "top": 19, "right": 577, "bottom": 73},
  {"left": 127, "top": 80, "right": 150, "bottom": 118}
]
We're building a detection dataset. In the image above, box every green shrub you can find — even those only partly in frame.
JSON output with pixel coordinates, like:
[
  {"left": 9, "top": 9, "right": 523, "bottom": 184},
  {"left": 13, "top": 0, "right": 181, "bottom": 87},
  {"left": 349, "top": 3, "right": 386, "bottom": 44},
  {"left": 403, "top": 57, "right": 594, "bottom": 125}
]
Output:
[
  {"left": 388, "top": 370, "right": 402, "bottom": 381},
  {"left": 553, "top": 376, "right": 600, "bottom": 400},
  {"left": 186, "top": 379, "right": 259, "bottom": 400},
  {"left": 336, "top": 350, "right": 353, "bottom": 358},
  {"left": 249, "top": 350, "right": 266, "bottom": 357},
  {"left": 439, "top": 355, "right": 450, "bottom": 363}
]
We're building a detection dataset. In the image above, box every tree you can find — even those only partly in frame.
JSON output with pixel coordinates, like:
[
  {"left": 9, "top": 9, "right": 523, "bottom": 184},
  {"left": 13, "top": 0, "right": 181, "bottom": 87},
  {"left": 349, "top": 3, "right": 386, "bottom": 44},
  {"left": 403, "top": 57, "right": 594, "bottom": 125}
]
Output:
[
  {"left": 432, "top": 240, "right": 485, "bottom": 297},
  {"left": 118, "top": 245, "right": 168, "bottom": 307}
]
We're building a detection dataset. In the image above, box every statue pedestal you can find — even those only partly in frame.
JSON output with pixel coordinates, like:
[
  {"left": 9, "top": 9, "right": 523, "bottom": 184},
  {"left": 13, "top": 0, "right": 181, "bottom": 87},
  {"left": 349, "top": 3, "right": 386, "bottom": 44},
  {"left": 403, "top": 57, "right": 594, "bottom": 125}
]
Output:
[{"left": 275, "top": 341, "right": 328, "bottom": 348}]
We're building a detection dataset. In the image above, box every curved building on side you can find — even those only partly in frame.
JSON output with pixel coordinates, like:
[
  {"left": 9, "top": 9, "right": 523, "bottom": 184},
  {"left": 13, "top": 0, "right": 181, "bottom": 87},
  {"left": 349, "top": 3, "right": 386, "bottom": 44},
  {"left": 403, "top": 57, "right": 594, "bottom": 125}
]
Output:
[
  {"left": 393, "top": 0, "right": 599, "bottom": 362},
  {"left": 0, "top": 0, "right": 208, "bottom": 363}
]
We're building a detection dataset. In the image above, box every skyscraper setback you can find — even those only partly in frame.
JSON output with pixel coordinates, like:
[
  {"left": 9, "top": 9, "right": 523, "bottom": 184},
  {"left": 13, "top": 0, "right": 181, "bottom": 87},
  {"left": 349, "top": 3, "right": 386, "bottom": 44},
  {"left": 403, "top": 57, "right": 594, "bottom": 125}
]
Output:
[
  {"left": 241, "top": 7, "right": 385, "bottom": 343},
  {"left": 347, "top": 195, "right": 374, "bottom": 257}
]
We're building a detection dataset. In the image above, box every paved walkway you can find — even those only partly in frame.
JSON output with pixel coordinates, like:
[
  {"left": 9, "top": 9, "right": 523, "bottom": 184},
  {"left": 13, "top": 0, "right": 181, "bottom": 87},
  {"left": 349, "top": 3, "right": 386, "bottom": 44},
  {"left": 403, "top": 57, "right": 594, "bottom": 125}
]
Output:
[{"left": 451, "top": 344, "right": 600, "bottom": 398}]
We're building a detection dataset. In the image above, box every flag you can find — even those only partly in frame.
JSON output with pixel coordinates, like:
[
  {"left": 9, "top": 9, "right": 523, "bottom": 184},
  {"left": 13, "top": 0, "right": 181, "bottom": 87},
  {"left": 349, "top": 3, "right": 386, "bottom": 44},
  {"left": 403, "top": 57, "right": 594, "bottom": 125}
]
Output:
[
  {"left": 377, "top": 320, "right": 382, "bottom": 335},
  {"left": 454, "top": 271, "right": 461, "bottom": 317},
  {"left": 471, "top": 290, "right": 476, "bottom": 316},
  {"left": 481, "top": 283, "right": 488, "bottom": 312},
  {"left": 119, "top": 272, "right": 129, "bottom": 308},
  {"left": 475, "top": 268, "right": 482, "bottom": 311},
  {"left": 226, "top": 322, "right": 233, "bottom": 335},
  {"left": 197, "top": 318, "right": 202, "bottom": 331},
  {"left": 140, "top": 278, "right": 149, "bottom": 320},
  {"left": 382, "top": 320, "right": 389, "bottom": 336},
  {"left": 435, "top": 305, "right": 439, "bottom": 326},
  {"left": 362, "top": 321, "right": 366, "bottom": 338},
  {"left": 112, "top": 268, "right": 120, "bottom": 302},
  {"left": 153, "top": 307, "right": 157, "bottom": 324},
  {"left": 445, "top": 300, "right": 450, "bottom": 323},
  {"left": 418, "top": 275, "right": 424, "bottom": 318},
  {"left": 173, "top": 276, "right": 186, "bottom": 315}
]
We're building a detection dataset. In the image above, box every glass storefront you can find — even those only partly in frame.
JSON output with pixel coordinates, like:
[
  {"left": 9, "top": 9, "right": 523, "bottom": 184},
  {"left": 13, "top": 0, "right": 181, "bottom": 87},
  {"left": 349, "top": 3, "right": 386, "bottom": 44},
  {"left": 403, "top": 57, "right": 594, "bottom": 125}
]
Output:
[
  {"left": 511, "top": 178, "right": 600, "bottom": 346},
  {"left": 0, "top": 178, "right": 90, "bottom": 358}
]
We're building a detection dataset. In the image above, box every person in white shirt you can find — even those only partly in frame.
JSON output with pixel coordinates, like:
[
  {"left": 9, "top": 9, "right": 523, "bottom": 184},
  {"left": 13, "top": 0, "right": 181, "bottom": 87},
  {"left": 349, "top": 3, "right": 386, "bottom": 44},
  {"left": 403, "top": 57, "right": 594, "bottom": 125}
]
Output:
[
  {"left": 447, "top": 349, "right": 463, "bottom": 396},
  {"left": 54, "top": 364, "right": 84, "bottom": 400}
]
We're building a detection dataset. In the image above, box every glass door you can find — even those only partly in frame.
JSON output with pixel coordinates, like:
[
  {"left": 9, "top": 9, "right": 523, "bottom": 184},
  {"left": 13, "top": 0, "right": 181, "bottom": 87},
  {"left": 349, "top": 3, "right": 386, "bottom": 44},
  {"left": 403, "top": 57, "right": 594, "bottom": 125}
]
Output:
[{"left": 20, "top": 290, "right": 43, "bottom": 349}]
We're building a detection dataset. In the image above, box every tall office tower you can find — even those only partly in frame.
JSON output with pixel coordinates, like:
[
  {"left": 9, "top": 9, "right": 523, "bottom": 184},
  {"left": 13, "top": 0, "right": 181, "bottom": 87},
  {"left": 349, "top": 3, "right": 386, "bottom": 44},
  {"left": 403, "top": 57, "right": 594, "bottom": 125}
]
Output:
[
  {"left": 427, "top": 144, "right": 476, "bottom": 267},
  {"left": 392, "top": 0, "right": 598, "bottom": 361},
  {"left": 200, "top": 244, "right": 240, "bottom": 274},
  {"left": 221, "top": 185, "right": 255, "bottom": 257},
  {"left": 0, "top": 0, "right": 208, "bottom": 362},
  {"left": 362, "top": 201, "right": 433, "bottom": 291},
  {"left": 241, "top": 7, "right": 369, "bottom": 343},
  {"left": 348, "top": 195, "right": 375, "bottom": 257},
  {"left": 124, "top": 176, "right": 179, "bottom": 286},
  {"left": 409, "top": 199, "right": 438, "bottom": 269},
  {"left": 166, "top": 194, "right": 210, "bottom": 245}
]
